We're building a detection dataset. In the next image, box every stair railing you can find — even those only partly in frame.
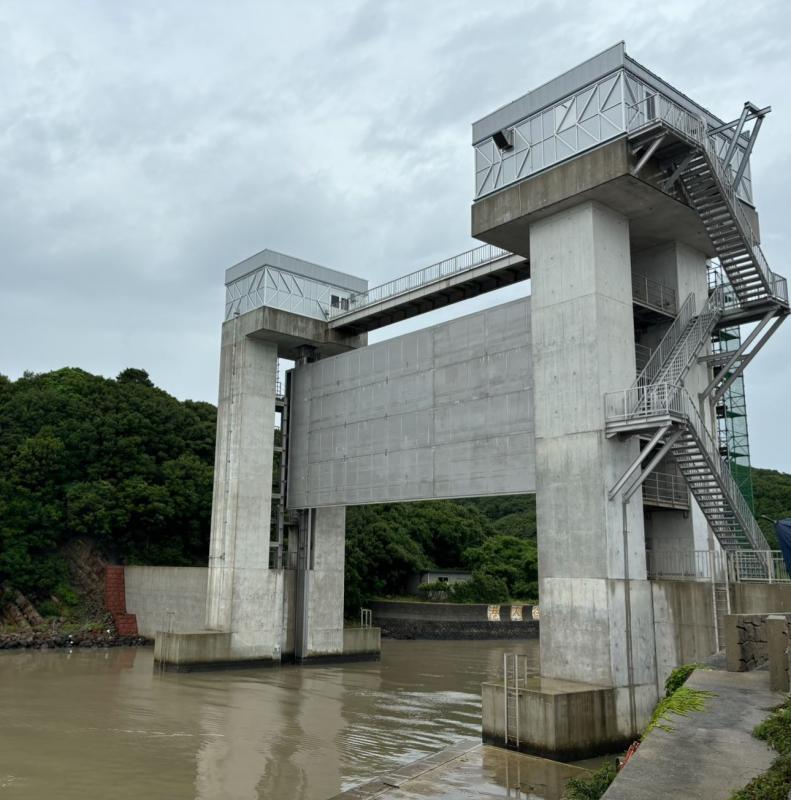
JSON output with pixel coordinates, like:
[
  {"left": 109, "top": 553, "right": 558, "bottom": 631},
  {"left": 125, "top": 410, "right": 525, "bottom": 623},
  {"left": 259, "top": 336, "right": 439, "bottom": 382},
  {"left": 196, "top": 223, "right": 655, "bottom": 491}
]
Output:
[
  {"left": 635, "top": 292, "right": 696, "bottom": 388},
  {"left": 674, "top": 387, "right": 770, "bottom": 551},
  {"left": 627, "top": 93, "right": 779, "bottom": 301},
  {"left": 636, "top": 286, "right": 724, "bottom": 391}
]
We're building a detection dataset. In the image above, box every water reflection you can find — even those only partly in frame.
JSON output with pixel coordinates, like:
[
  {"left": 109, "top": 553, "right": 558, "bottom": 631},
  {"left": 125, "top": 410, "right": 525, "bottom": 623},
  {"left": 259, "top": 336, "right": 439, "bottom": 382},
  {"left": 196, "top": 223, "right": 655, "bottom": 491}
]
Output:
[{"left": 0, "top": 640, "right": 538, "bottom": 800}]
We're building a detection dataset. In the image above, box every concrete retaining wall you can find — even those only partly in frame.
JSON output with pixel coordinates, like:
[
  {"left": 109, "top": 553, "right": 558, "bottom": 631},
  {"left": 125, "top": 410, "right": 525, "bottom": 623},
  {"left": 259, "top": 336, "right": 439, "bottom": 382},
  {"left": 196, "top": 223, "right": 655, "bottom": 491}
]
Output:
[
  {"left": 731, "top": 582, "right": 791, "bottom": 614},
  {"left": 370, "top": 600, "right": 538, "bottom": 639},
  {"left": 652, "top": 580, "right": 717, "bottom": 687},
  {"left": 125, "top": 567, "right": 208, "bottom": 638}
]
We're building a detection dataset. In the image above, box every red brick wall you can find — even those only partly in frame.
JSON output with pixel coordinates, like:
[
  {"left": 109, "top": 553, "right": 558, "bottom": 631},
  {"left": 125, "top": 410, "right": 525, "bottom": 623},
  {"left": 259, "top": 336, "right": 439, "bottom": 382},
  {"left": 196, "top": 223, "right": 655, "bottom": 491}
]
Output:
[{"left": 104, "top": 566, "right": 138, "bottom": 636}]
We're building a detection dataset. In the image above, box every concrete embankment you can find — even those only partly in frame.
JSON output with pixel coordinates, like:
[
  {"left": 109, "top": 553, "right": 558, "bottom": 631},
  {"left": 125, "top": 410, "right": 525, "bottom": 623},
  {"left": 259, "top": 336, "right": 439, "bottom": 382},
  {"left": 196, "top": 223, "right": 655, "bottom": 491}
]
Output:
[
  {"left": 603, "top": 669, "right": 782, "bottom": 800},
  {"left": 370, "top": 600, "right": 538, "bottom": 639}
]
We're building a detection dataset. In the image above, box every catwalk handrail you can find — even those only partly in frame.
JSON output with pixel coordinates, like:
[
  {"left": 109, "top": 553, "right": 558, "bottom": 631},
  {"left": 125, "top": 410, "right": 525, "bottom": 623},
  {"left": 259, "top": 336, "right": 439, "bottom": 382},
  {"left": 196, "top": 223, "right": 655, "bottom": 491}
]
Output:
[
  {"left": 627, "top": 93, "right": 783, "bottom": 301},
  {"left": 328, "top": 243, "right": 511, "bottom": 318}
]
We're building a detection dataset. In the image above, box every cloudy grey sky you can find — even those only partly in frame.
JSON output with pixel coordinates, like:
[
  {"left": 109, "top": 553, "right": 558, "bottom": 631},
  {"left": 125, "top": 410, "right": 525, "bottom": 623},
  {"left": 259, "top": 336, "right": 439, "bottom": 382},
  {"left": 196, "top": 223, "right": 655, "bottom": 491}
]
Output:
[{"left": 1, "top": 1, "right": 790, "bottom": 470}]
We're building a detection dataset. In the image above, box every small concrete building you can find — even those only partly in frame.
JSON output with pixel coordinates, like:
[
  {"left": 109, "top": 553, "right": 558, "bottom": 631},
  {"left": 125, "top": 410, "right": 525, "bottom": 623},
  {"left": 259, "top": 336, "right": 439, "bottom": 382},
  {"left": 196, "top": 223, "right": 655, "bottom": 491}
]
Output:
[
  {"left": 407, "top": 569, "right": 472, "bottom": 595},
  {"left": 155, "top": 42, "right": 788, "bottom": 758}
]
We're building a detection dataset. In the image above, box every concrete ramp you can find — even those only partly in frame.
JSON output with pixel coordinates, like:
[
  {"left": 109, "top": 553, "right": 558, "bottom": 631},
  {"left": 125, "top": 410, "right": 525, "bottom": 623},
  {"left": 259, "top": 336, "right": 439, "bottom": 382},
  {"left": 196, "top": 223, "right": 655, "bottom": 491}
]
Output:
[{"left": 604, "top": 669, "right": 781, "bottom": 800}]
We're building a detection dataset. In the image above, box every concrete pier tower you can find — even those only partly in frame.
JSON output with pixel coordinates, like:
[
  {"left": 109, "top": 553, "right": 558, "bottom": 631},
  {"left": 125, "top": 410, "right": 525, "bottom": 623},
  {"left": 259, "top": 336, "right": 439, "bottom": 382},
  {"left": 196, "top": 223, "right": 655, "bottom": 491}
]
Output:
[{"left": 473, "top": 42, "right": 786, "bottom": 756}]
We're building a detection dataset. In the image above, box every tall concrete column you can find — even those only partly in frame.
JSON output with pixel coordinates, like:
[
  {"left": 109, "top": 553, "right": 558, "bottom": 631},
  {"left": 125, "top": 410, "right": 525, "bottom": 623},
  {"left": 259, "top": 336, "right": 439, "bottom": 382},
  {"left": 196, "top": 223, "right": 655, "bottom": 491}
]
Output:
[
  {"left": 530, "top": 201, "right": 658, "bottom": 732},
  {"left": 205, "top": 318, "right": 284, "bottom": 659},
  {"left": 294, "top": 506, "right": 346, "bottom": 660}
]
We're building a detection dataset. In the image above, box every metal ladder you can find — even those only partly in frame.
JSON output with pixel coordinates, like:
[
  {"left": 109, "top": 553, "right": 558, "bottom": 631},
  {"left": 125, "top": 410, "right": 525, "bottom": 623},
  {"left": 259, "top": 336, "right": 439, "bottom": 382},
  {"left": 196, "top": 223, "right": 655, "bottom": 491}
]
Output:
[{"left": 503, "top": 654, "right": 529, "bottom": 749}]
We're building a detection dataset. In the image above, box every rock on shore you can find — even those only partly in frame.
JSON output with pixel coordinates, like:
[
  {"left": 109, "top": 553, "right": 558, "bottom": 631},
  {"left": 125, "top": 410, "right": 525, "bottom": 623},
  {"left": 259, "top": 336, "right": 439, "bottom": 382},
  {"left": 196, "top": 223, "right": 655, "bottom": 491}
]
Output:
[{"left": 0, "top": 629, "right": 151, "bottom": 650}]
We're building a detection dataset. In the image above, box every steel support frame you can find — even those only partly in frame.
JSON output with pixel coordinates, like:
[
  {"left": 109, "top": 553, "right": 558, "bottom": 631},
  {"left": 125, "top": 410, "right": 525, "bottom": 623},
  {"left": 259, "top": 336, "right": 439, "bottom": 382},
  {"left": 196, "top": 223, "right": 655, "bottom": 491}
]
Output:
[
  {"left": 704, "top": 312, "right": 784, "bottom": 405},
  {"left": 632, "top": 133, "right": 667, "bottom": 178}
]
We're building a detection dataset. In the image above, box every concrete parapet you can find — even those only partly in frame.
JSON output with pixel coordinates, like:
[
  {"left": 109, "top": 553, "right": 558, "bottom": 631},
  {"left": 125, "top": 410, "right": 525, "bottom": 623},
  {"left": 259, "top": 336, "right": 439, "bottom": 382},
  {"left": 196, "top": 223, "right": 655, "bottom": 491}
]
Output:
[
  {"left": 731, "top": 582, "right": 791, "bottom": 614},
  {"left": 342, "top": 627, "right": 381, "bottom": 658}
]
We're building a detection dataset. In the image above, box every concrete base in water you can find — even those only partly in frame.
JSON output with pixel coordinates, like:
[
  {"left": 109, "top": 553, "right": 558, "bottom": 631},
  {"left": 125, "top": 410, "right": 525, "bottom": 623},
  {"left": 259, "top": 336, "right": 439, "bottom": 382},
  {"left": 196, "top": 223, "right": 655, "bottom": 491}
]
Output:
[
  {"left": 153, "top": 626, "right": 381, "bottom": 671},
  {"left": 482, "top": 677, "right": 639, "bottom": 761}
]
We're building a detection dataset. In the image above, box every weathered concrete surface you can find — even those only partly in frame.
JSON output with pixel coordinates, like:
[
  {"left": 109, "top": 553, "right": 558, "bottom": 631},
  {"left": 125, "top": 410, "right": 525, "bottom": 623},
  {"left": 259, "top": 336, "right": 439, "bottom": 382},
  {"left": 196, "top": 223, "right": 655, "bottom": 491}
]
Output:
[
  {"left": 289, "top": 297, "right": 535, "bottom": 508},
  {"left": 731, "top": 581, "right": 791, "bottom": 614},
  {"left": 330, "top": 739, "right": 590, "bottom": 800},
  {"left": 767, "top": 615, "right": 790, "bottom": 691},
  {"left": 342, "top": 626, "right": 381, "bottom": 656},
  {"left": 305, "top": 506, "right": 346, "bottom": 657},
  {"left": 205, "top": 325, "right": 278, "bottom": 645},
  {"left": 603, "top": 670, "right": 782, "bottom": 800},
  {"left": 530, "top": 201, "right": 657, "bottom": 739},
  {"left": 482, "top": 677, "right": 633, "bottom": 761},
  {"left": 124, "top": 566, "right": 208, "bottom": 638},
  {"left": 651, "top": 580, "right": 718, "bottom": 687},
  {"left": 471, "top": 139, "right": 715, "bottom": 258}
]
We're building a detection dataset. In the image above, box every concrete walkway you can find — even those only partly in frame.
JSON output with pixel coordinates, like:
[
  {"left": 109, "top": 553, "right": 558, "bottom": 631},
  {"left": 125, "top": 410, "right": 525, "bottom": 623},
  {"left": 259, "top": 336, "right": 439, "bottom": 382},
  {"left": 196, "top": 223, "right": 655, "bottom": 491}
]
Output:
[
  {"left": 604, "top": 669, "right": 784, "bottom": 799},
  {"left": 330, "top": 739, "right": 590, "bottom": 800}
]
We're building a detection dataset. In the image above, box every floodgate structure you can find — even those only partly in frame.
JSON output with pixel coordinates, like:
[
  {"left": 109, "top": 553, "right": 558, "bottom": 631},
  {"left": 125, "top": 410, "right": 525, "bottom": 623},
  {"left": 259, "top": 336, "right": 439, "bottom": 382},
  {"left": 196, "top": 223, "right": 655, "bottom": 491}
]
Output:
[{"left": 155, "top": 43, "right": 789, "bottom": 758}]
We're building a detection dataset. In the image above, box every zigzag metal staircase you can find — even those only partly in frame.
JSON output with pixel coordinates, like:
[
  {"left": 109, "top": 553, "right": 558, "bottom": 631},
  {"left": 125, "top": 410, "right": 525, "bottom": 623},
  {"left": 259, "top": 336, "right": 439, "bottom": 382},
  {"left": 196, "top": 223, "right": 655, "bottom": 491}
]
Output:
[{"left": 606, "top": 93, "right": 789, "bottom": 557}]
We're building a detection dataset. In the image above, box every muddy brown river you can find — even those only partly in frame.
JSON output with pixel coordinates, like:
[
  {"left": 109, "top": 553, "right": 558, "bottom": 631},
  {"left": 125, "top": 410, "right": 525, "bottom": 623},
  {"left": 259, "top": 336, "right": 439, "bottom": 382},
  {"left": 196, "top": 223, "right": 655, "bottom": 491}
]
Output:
[{"left": 0, "top": 639, "right": 548, "bottom": 799}]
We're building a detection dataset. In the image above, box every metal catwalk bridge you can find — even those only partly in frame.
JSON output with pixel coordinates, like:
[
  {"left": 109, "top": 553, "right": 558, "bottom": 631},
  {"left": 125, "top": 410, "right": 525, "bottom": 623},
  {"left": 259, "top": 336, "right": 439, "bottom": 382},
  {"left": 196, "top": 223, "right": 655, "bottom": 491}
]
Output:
[
  {"left": 328, "top": 243, "right": 681, "bottom": 335},
  {"left": 327, "top": 245, "right": 530, "bottom": 334}
]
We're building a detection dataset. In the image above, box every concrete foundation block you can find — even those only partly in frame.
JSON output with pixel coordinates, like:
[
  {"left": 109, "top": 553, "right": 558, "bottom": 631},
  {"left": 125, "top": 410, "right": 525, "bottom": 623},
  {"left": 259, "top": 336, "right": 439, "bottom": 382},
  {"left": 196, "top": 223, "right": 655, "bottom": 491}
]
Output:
[{"left": 481, "top": 677, "right": 640, "bottom": 761}]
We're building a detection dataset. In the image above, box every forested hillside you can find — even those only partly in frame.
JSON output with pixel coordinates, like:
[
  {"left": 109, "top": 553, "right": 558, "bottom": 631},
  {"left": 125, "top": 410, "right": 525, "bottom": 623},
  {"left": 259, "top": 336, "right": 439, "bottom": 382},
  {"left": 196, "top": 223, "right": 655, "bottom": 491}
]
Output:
[
  {"left": 1, "top": 368, "right": 789, "bottom": 613},
  {"left": 0, "top": 368, "right": 216, "bottom": 600}
]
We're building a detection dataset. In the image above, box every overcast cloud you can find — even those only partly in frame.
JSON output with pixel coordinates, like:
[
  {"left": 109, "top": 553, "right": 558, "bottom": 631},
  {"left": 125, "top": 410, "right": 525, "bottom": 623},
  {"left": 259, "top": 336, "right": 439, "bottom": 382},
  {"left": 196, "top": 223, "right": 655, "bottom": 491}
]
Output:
[{"left": 1, "top": 1, "right": 790, "bottom": 470}]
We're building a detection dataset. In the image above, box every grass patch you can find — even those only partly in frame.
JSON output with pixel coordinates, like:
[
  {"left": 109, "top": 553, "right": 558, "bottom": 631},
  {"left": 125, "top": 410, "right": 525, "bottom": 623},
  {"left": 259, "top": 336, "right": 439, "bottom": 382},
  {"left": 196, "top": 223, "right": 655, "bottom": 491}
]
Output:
[
  {"left": 563, "top": 762, "right": 617, "bottom": 800},
  {"left": 732, "top": 701, "right": 791, "bottom": 800}
]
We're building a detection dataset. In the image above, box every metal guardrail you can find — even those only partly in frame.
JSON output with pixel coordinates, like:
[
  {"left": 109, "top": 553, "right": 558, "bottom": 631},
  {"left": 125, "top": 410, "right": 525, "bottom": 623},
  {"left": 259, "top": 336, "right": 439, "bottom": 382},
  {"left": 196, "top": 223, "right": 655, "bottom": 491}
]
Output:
[
  {"left": 328, "top": 243, "right": 511, "bottom": 319},
  {"left": 641, "top": 470, "right": 688, "bottom": 507},
  {"left": 360, "top": 608, "right": 372, "bottom": 628},
  {"left": 604, "top": 381, "right": 685, "bottom": 423},
  {"left": 636, "top": 285, "right": 724, "bottom": 390},
  {"left": 632, "top": 271, "right": 677, "bottom": 315},
  {"left": 634, "top": 292, "right": 696, "bottom": 388},
  {"left": 647, "top": 549, "right": 728, "bottom": 581},
  {"left": 627, "top": 93, "right": 784, "bottom": 303},
  {"left": 648, "top": 549, "right": 789, "bottom": 584}
]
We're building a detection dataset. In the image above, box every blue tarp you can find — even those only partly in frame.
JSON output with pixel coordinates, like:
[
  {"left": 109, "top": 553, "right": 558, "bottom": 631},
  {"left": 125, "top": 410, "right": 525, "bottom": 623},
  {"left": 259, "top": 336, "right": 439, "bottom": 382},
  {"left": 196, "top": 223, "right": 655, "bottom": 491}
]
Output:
[{"left": 775, "top": 519, "right": 791, "bottom": 577}]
